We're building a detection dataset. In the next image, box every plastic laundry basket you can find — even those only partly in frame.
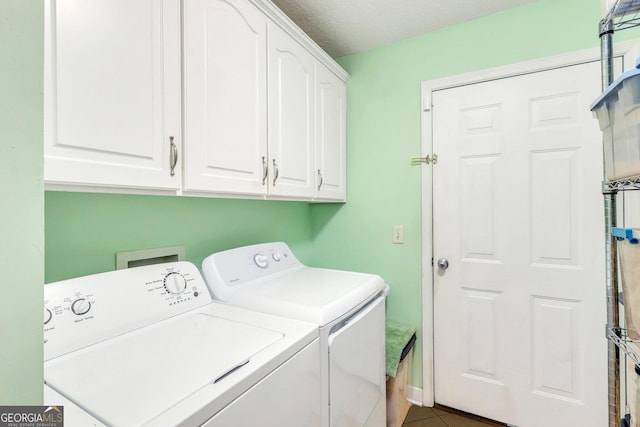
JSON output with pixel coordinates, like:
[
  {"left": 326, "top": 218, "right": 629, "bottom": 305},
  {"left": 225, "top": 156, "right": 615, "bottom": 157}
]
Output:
[
  {"left": 613, "top": 228, "right": 640, "bottom": 341},
  {"left": 591, "top": 60, "right": 640, "bottom": 180}
]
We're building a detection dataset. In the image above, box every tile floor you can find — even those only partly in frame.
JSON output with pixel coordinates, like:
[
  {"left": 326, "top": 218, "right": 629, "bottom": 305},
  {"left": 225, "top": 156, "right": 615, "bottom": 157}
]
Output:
[{"left": 401, "top": 405, "right": 506, "bottom": 427}]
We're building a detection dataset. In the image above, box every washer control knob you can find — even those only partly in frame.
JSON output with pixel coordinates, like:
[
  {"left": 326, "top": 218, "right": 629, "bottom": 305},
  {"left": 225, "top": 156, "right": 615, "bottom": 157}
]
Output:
[
  {"left": 254, "top": 254, "right": 269, "bottom": 269},
  {"left": 164, "top": 272, "right": 187, "bottom": 294},
  {"left": 272, "top": 252, "right": 281, "bottom": 262},
  {"left": 71, "top": 298, "right": 91, "bottom": 316},
  {"left": 44, "top": 308, "right": 52, "bottom": 325}
]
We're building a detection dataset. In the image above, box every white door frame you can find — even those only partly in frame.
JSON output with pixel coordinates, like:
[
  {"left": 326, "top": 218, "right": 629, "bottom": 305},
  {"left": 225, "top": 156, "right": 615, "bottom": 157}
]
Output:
[{"left": 420, "top": 40, "right": 640, "bottom": 407}]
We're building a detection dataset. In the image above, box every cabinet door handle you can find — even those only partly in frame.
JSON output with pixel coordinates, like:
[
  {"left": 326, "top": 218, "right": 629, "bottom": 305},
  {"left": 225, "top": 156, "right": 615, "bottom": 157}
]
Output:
[
  {"left": 272, "top": 159, "right": 279, "bottom": 186},
  {"left": 317, "top": 169, "right": 323, "bottom": 191},
  {"left": 169, "top": 136, "right": 178, "bottom": 177},
  {"left": 261, "top": 156, "right": 268, "bottom": 186}
]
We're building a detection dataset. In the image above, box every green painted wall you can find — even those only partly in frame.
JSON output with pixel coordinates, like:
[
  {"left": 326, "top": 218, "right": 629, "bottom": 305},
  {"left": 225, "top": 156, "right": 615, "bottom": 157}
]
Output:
[
  {"left": 45, "top": 193, "right": 313, "bottom": 282},
  {"left": 41, "top": 0, "right": 640, "bottom": 398},
  {"left": 0, "top": 0, "right": 44, "bottom": 404},
  {"left": 309, "top": 0, "right": 620, "bottom": 389}
]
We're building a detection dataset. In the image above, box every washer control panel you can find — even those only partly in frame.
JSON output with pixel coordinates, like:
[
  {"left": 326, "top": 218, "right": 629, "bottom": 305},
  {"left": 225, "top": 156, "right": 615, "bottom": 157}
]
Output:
[
  {"left": 44, "top": 262, "right": 212, "bottom": 360},
  {"left": 202, "top": 242, "right": 304, "bottom": 302}
]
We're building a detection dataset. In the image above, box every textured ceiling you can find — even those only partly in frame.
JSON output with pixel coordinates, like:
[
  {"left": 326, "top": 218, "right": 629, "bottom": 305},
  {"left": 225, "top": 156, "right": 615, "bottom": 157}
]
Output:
[{"left": 270, "top": 0, "right": 541, "bottom": 58}]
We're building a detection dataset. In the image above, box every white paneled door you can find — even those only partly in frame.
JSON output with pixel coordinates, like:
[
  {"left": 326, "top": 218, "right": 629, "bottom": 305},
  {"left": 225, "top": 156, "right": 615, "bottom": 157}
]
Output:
[{"left": 432, "top": 60, "right": 607, "bottom": 426}]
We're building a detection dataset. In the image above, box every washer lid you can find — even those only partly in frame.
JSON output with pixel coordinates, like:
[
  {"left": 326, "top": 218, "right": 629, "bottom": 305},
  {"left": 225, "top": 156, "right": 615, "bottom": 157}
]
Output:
[
  {"left": 229, "top": 267, "right": 385, "bottom": 325},
  {"left": 45, "top": 313, "right": 283, "bottom": 427}
]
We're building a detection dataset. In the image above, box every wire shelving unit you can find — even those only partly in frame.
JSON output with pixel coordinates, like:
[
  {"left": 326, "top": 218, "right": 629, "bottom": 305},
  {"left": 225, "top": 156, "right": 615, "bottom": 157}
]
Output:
[
  {"left": 600, "top": 3, "right": 640, "bottom": 426},
  {"left": 603, "top": 0, "right": 640, "bottom": 31}
]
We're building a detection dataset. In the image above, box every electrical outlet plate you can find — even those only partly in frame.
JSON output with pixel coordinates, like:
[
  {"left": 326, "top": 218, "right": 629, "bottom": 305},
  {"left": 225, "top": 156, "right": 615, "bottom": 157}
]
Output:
[{"left": 392, "top": 225, "right": 404, "bottom": 244}]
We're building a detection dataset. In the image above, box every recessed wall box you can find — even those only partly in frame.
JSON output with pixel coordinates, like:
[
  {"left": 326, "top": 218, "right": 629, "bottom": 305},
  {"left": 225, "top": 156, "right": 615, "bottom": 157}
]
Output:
[{"left": 116, "top": 245, "right": 186, "bottom": 270}]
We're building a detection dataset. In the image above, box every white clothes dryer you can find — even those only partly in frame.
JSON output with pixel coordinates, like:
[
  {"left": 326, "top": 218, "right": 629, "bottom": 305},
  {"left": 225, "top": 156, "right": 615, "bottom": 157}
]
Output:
[
  {"left": 202, "top": 242, "right": 388, "bottom": 427},
  {"left": 43, "top": 261, "right": 321, "bottom": 427}
]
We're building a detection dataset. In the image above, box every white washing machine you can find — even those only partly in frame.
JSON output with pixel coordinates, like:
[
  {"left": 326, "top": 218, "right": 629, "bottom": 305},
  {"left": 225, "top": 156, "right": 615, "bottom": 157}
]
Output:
[
  {"left": 43, "top": 261, "right": 321, "bottom": 427},
  {"left": 202, "top": 242, "right": 388, "bottom": 427}
]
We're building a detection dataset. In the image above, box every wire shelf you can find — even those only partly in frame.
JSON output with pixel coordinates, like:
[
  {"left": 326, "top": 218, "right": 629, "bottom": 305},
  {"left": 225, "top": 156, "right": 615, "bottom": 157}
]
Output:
[
  {"left": 607, "top": 327, "right": 640, "bottom": 365},
  {"left": 603, "top": 175, "right": 640, "bottom": 192},
  {"left": 602, "top": 0, "right": 640, "bottom": 32}
]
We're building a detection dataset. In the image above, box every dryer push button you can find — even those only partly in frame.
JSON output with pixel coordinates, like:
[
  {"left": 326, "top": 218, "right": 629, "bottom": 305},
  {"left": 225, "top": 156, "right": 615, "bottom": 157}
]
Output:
[{"left": 254, "top": 254, "right": 269, "bottom": 269}]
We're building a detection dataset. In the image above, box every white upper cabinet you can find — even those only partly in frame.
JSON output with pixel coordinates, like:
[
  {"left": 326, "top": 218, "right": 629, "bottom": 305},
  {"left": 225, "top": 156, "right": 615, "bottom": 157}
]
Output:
[
  {"left": 44, "top": 0, "right": 182, "bottom": 191},
  {"left": 267, "top": 22, "right": 315, "bottom": 199},
  {"left": 315, "top": 64, "right": 346, "bottom": 201},
  {"left": 183, "top": 0, "right": 268, "bottom": 195},
  {"left": 44, "top": 0, "right": 348, "bottom": 201}
]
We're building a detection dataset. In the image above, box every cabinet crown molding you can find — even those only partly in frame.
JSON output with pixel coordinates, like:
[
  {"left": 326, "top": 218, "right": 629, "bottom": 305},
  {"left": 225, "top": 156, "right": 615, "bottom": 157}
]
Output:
[{"left": 247, "top": 0, "right": 349, "bottom": 82}]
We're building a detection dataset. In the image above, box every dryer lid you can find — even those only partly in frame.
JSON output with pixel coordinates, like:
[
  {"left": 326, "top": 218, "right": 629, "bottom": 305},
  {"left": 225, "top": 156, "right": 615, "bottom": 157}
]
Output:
[
  {"left": 45, "top": 312, "right": 283, "bottom": 427},
  {"left": 229, "top": 267, "right": 385, "bottom": 325}
]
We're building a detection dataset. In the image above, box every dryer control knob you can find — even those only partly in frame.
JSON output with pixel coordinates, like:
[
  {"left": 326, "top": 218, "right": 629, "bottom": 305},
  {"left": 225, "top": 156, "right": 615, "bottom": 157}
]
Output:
[
  {"left": 272, "top": 252, "right": 281, "bottom": 262},
  {"left": 71, "top": 298, "right": 91, "bottom": 316},
  {"left": 164, "top": 272, "right": 187, "bottom": 294},
  {"left": 44, "top": 308, "right": 52, "bottom": 325},
  {"left": 254, "top": 254, "right": 269, "bottom": 268}
]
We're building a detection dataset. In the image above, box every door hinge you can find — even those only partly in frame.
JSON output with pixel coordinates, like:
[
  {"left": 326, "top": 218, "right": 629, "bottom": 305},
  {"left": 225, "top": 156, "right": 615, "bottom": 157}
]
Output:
[
  {"left": 431, "top": 257, "right": 434, "bottom": 267},
  {"left": 422, "top": 95, "right": 432, "bottom": 112},
  {"left": 411, "top": 154, "right": 438, "bottom": 165}
]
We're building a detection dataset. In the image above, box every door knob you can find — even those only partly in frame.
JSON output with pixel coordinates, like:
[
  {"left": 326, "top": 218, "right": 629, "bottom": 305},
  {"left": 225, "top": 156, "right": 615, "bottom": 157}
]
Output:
[{"left": 437, "top": 258, "right": 449, "bottom": 270}]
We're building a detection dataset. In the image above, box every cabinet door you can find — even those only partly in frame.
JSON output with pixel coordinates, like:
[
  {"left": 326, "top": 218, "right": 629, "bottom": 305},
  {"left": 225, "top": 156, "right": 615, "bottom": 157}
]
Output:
[
  {"left": 267, "top": 23, "right": 315, "bottom": 199},
  {"left": 183, "top": 0, "right": 268, "bottom": 195},
  {"left": 44, "top": 0, "right": 181, "bottom": 191},
  {"left": 315, "top": 64, "right": 346, "bottom": 201}
]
